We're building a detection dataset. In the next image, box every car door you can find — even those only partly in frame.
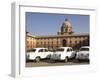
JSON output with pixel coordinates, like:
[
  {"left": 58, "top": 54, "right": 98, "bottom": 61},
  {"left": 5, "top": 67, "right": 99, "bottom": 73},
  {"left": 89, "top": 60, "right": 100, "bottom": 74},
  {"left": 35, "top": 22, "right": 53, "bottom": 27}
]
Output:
[
  {"left": 66, "top": 48, "right": 73, "bottom": 57},
  {"left": 39, "top": 49, "right": 47, "bottom": 58},
  {"left": 38, "top": 49, "right": 45, "bottom": 59},
  {"left": 44, "top": 49, "right": 49, "bottom": 56}
]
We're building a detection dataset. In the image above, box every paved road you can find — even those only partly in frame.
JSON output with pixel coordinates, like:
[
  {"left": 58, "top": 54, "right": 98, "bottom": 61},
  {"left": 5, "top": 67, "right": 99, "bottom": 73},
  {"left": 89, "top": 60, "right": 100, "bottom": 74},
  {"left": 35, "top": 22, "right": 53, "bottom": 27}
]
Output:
[{"left": 26, "top": 59, "right": 89, "bottom": 67}]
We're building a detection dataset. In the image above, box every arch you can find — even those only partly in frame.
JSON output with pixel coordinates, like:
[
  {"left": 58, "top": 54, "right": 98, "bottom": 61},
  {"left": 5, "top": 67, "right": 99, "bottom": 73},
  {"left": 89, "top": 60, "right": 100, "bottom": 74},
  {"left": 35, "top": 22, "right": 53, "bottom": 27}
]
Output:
[{"left": 62, "top": 39, "right": 67, "bottom": 47}]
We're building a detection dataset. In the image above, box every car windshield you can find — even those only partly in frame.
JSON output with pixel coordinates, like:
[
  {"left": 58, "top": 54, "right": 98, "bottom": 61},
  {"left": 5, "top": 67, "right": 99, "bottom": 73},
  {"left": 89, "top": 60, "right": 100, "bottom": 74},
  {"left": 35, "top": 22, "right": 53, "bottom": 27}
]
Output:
[
  {"left": 80, "top": 48, "right": 89, "bottom": 51},
  {"left": 27, "top": 49, "right": 36, "bottom": 52},
  {"left": 56, "top": 48, "right": 64, "bottom": 52}
]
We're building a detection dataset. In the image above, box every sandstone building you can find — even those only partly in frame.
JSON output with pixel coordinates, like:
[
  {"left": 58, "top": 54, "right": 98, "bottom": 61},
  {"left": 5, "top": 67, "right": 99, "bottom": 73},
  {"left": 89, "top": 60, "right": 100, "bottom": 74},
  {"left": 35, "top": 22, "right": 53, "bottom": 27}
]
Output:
[{"left": 26, "top": 19, "right": 89, "bottom": 50}]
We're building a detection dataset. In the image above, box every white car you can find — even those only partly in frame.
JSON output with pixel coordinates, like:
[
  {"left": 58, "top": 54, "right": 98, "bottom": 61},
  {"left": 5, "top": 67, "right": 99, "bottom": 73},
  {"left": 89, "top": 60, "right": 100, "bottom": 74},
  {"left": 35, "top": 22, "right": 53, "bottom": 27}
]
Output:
[
  {"left": 26, "top": 48, "right": 53, "bottom": 62},
  {"left": 76, "top": 46, "right": 89, "bottom": 60},
  {"left": 50, "top": 47, "right": 76, "bottom": 62}
]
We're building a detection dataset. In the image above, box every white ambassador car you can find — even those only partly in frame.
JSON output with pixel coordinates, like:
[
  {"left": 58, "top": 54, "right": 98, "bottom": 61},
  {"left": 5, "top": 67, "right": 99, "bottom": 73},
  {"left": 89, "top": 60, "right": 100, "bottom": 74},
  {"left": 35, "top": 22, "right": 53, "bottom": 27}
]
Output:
[
  {"left": 50, "top": 47, "right": 76, "bottom": 62},
  {"left": 76, "top": 46, "right": 89, "bottom": 60},
  {"left": 26, "top": 48, "right": 53, "bottom": 62}
]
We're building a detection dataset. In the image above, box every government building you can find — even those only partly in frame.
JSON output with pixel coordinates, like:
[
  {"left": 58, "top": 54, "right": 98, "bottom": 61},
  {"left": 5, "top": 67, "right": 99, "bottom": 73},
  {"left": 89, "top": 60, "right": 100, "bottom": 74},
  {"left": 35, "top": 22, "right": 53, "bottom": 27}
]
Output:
[{"left": 26, "top": 19, "right": 89, "bottom": 51}]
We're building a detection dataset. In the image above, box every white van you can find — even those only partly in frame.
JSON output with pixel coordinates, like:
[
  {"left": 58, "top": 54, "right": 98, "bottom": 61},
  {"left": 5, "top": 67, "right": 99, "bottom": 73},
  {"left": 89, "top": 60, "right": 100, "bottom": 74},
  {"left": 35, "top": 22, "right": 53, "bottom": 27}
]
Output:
[
  {"left": 50, "top": 47, "right": 76, "bottom": 62},
  {"left": 76, "top": 46, "right": 89, "bottom": 60},
  {"left": 26, "top": 48, "right": 53, "bottom": 62}
]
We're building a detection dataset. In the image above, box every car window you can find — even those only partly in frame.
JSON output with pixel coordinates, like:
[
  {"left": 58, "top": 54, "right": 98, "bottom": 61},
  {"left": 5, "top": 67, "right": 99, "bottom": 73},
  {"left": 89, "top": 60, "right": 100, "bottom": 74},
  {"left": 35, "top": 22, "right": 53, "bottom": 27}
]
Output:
[
  {"left": 67, "top": 48, "right": 70, "bottom": 52},
  {"left": 70, "top": 48, "right": 73, "bottom": 51},
  {"left": 44, "top": 49, "right": 48, "bottom": 52},
  {"left": 39, "top": 49, "right": 44, "bottom": 52},
  {"left": 80, "top": 48, "right": 89, "bottom": 51},
  {"left": 56, "top": 48, "right": 64, "bottom": 52}
]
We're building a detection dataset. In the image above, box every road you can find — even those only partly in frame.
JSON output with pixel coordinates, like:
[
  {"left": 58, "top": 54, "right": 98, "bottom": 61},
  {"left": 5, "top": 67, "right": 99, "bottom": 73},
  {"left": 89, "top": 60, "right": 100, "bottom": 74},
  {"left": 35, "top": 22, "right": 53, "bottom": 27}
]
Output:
[{"left": 26, "top": 59, "right": 89, "bottom": 67}]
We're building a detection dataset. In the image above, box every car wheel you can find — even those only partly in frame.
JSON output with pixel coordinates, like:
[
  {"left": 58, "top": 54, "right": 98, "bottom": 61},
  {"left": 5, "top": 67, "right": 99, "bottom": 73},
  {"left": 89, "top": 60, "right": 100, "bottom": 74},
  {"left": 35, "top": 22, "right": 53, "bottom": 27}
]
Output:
[
  {"left": 35, "top": 57, "right": 40, "bottom": 62},
  {"left": 65, "top": 57, "right": 68, "bottom": 63}
]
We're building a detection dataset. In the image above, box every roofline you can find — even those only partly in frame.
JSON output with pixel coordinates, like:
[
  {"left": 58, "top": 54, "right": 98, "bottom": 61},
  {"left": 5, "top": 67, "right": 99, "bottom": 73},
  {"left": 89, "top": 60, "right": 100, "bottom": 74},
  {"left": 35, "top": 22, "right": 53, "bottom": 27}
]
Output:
[
  {"left": 26, "top": 33, "right": 89, "bottom": 38},
  {"left": 36, "top": 34, "right": 89, "bottom": 38}
]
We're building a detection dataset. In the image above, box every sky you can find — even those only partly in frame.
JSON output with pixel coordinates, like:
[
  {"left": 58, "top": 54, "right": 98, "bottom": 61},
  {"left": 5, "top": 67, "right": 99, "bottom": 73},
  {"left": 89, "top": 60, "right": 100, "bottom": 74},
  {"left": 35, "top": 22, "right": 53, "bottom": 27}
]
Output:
[{"left": 26, "top": 12, "right": 89, "bottom": 36}]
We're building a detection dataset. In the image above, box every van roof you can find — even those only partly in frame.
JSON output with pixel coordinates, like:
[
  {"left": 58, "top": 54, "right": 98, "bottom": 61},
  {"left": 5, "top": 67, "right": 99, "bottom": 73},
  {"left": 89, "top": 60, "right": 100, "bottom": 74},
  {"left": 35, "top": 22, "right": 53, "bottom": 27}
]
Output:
[{"left": 80, "top": 46, "right": 89, "bottom": 48}]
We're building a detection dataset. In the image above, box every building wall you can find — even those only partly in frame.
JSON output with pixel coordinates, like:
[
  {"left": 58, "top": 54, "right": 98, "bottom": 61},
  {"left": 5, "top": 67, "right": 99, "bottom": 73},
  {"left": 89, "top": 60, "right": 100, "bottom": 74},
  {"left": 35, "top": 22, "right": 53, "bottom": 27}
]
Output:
[
  {"left": 26, "top": 34, "right": 89, "bottom": 51},
  {"left": 26, "top": 34, "right": 36, "bottom": 50}
]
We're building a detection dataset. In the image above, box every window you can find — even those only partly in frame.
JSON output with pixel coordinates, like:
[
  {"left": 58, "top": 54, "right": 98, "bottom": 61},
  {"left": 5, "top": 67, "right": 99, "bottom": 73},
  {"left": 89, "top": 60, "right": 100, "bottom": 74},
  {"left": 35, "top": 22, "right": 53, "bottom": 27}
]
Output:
[
  {"left": 56, "top": 40, "right": 58, "bottom": 46},
  {"left": 39, "top": 49, "right": 44, "bottom": 52},
  {"left": 67, "top": 48, "right": 70, "bottom": 52},
  {"left": 37, "top": 42, "right": 39, "bottom": 45},
  {"left": 48, "top": 42, "right": 49, "bottom": 45},
  {"left": 70, "top": 48, "right": 73, "bottom": 51},
  {"left": 44, "top": 49, "right": 48, "bottom": 52},
  {"left": 67, "top": 48, "right": 72, "bottom": 52},
  {"left": 80, "top": 48, "right": 89, "bottom": 51},
  {"left": 52, "top": 41, "right": 53, "bottom": 44},
  {"left": 70, "top": 40, "right": 72, "bottom": 44},
  {"left": 79, "top": 40, "right": 81, "bottom": 43},
  {"left": 75, "top": 41, "right": 77, "bottom": 44},
  {"left": 41, "top": 42, "right": 42, "bottom": 45}
]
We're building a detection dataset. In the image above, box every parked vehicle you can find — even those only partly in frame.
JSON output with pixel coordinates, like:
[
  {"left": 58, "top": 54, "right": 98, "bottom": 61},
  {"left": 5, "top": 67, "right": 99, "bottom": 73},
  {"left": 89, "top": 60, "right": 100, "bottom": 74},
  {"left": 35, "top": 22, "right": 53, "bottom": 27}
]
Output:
[
  {"left": 76, "top": 46, "right": 89, "bottom": 61},
  {"left": 26, "top": 48, "right": 53, "bottom": 62},
  {"left": 50, "top": 47, "right": 76, "bottom": 62}
]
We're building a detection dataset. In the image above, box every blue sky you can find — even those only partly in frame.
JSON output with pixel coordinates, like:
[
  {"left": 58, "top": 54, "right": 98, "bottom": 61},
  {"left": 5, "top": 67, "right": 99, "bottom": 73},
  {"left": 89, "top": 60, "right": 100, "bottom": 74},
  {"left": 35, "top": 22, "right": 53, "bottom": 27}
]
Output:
[{"left": 26, "top": 12, "right": 89, "bottom": 36}]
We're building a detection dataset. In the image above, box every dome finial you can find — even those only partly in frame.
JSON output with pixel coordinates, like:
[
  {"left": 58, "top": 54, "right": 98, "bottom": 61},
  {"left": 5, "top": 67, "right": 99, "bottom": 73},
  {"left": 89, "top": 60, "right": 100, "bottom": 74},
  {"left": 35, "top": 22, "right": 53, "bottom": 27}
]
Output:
[{"left": 65, "top": 18, "right": 68, "bottom": 21}]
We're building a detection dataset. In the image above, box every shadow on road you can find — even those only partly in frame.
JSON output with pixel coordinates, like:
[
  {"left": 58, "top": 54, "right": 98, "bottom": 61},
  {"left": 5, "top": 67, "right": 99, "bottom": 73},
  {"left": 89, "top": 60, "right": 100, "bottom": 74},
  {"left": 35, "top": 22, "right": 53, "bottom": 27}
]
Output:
[{"left": 26, "top": 59, "right": 90, "bottom": 64}]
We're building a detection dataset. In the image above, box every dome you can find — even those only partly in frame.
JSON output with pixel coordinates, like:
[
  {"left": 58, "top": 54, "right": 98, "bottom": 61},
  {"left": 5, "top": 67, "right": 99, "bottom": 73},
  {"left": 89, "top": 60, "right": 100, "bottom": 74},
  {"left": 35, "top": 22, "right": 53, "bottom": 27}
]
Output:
[
  {"left": 58, "top": 18, "right": 74, "bottom": 35},
  {"left": 63, "top": 19, "right": 72, "bottom": 28}
]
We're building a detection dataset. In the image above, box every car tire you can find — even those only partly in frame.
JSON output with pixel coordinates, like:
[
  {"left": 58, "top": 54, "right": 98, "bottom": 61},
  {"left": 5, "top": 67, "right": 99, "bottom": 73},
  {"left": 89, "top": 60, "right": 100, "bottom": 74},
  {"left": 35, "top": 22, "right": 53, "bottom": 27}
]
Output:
[
  {"left": 35, "top": 57, "right": 40, "bottom": 62},
  {"left": 65, "top": 57, "right": 68, "bottom": 63}
]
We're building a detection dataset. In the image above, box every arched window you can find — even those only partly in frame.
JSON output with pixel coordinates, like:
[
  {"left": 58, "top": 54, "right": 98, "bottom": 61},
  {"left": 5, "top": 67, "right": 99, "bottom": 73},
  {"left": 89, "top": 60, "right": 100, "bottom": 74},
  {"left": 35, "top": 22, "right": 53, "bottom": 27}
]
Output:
[{"left": 62, "top": 39, "right": 67, "bottom": 47}]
